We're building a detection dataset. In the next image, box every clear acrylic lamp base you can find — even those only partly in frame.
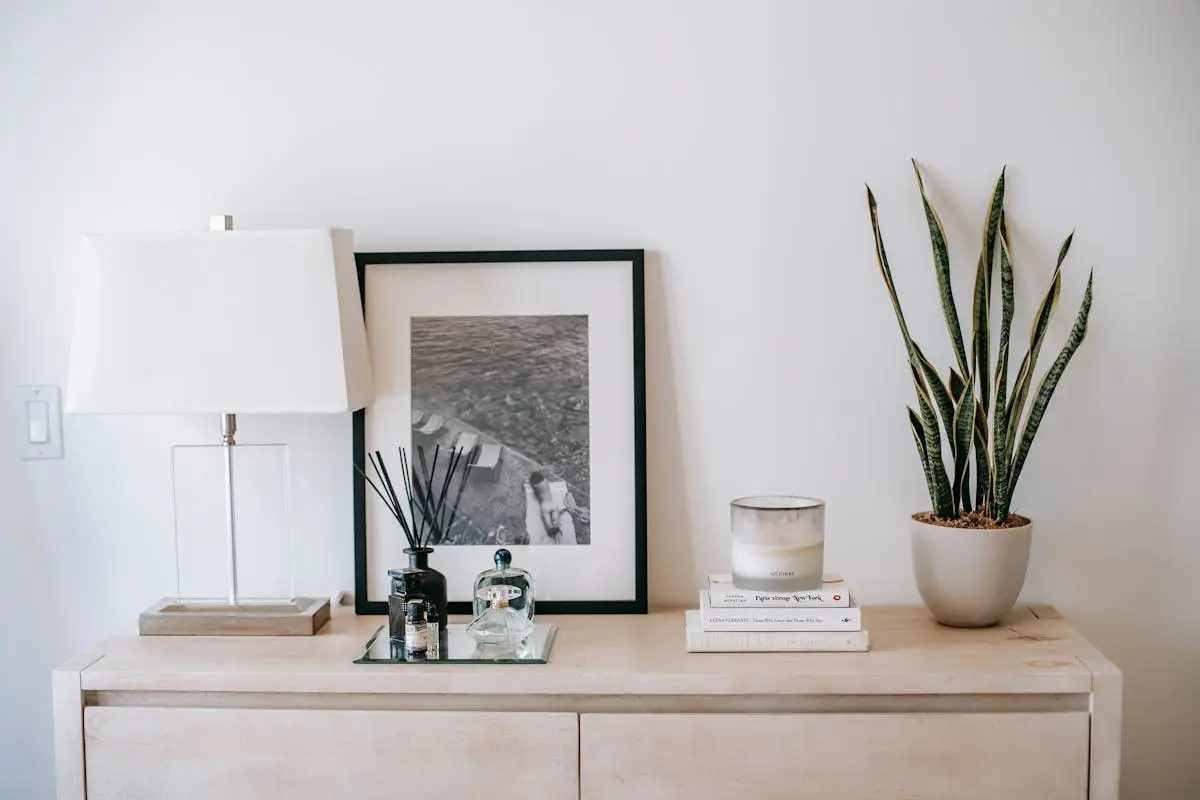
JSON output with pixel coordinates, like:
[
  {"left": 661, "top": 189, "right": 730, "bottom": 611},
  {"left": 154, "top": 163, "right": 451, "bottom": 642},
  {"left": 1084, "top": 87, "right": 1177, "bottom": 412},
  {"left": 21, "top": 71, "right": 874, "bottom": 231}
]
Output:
[{"left": 137, "top": 441, "right": 330, "bottom": 636}]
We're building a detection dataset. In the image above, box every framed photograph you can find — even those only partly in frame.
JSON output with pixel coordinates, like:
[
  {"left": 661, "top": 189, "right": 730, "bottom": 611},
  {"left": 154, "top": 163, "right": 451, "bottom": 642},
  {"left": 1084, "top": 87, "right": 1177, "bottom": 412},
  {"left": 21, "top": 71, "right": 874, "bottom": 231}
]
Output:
[{"left": 353, "top": 249, "right": 646, "bottom": 615}]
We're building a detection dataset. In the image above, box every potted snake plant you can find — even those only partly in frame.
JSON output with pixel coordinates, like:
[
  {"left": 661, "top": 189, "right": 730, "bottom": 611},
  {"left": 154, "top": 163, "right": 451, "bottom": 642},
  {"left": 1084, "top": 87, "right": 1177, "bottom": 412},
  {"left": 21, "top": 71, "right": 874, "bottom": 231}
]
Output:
[{"left": 866, "top": 162, "right": 1094, "bottom": 627}]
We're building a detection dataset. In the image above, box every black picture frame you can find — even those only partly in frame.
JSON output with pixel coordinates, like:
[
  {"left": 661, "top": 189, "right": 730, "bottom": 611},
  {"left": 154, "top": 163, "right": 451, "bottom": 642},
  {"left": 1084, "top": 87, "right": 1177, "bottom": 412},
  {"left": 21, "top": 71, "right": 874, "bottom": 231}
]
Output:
[{"left": 352, "top": 249, "right": 647, "bottom": 615}]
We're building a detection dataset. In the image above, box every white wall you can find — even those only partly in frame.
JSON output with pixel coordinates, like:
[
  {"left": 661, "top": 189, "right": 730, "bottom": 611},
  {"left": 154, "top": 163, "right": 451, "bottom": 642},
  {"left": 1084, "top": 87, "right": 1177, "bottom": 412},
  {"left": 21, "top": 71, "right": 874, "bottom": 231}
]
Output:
[{"left": 2, "top": 0, "right": 1197, "bottom": 795}]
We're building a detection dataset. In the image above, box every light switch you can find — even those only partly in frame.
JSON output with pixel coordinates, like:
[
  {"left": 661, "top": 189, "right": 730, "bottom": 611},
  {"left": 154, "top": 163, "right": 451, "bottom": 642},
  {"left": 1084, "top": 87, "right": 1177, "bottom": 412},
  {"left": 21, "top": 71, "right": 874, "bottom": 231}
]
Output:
[
  {"left": 27, "top": 401, "right": 49, "bottom": 443},
  {"left": 15, "top": 386, "right": 63, "bottom": 459}
]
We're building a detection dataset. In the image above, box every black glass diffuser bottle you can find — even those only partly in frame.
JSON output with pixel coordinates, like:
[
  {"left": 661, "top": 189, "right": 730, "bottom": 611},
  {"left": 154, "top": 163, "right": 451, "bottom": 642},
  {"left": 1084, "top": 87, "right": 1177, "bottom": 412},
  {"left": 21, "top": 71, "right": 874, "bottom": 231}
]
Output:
[
  {"left": 405, "top": 547, "right": 447, "bottom": 631},
  {"left": 358, "top": 442, "right": 471, "bottom": 640}
]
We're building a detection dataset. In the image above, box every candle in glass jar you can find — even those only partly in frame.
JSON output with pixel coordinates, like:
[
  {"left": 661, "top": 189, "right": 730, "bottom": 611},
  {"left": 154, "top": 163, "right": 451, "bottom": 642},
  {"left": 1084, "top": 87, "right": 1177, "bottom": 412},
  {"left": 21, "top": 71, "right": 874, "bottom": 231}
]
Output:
[{"left": 730, "top": 496, "right": 825, "bottom": 591}]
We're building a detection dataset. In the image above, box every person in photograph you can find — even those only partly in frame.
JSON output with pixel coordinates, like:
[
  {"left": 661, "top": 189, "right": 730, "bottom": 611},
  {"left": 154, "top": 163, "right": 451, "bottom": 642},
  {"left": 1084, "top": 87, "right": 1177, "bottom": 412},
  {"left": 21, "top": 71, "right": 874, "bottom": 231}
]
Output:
[{"left": 524, "top": 471, "right": 577, "bottom": 545}]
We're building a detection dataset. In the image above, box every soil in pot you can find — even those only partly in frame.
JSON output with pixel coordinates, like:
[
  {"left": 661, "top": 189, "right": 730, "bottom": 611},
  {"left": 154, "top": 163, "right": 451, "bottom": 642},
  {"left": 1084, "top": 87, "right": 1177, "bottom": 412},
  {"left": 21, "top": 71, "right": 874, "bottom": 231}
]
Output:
[{"left": 913, "top": 509, "right": 1030, "bottom": 529}]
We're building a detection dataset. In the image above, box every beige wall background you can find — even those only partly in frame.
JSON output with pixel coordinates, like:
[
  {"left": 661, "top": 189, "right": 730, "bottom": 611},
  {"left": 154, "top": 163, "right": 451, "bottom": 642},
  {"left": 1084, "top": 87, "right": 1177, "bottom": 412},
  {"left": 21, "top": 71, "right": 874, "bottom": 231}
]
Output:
[{"left": 2, "top": 1, "right": 1197, "bottom": 795}]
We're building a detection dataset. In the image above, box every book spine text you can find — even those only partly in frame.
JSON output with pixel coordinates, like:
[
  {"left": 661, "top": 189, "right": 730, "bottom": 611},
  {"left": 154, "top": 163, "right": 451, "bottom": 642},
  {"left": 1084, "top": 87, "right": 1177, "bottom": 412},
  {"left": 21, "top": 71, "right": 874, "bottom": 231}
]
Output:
[
  {"left": 700, "top": 608, "right": 862, "bottom": 632},
  {"left": 707, "top": 588, "right": 850, "bottom": 608}
]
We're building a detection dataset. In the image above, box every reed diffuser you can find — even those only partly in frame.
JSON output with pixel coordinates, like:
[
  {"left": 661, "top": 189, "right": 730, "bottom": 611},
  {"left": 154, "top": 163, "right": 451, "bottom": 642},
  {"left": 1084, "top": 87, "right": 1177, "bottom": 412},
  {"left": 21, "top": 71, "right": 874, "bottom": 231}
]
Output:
[{"left": 358, "top": 444, "right": 472, "bottom": 631}]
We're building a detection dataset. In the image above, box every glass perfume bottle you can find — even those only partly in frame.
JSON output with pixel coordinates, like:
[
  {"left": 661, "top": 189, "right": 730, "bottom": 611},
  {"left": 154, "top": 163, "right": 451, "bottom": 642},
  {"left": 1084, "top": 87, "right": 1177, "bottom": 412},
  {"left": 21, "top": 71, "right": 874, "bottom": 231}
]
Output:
[
  {"left": 472, "top": 548, "right": 535, "bottom": 623},
  {"left": 466, "top": 585, "right": 534, "bottom": 645}
]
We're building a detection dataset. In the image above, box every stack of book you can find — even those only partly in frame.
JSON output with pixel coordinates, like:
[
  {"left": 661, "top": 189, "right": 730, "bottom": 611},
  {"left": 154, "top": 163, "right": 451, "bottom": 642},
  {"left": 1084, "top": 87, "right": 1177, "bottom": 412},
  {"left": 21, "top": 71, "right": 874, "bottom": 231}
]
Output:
[{"left": 685, "top": 574, "right": 869, "bottom": 652}]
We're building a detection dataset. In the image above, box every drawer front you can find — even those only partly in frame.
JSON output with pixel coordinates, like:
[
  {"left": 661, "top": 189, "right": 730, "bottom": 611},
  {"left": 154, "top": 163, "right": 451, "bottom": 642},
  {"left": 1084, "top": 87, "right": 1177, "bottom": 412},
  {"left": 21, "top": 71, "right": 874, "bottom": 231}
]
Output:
[
  {"left": 580, "top": 712, "right": 1089, "bottom": 799},
  {"left": 85, "top": 707, "right": 578, "bottom": 800}
]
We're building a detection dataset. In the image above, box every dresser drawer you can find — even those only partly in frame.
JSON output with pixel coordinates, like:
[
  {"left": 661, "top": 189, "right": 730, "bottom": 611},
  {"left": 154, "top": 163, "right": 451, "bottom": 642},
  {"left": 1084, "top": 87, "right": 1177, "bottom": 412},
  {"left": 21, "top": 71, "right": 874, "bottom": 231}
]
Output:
[
  {"left": 84, "top": 707, "right": 579, "bottom": 800},
  {"left": 580, "top": 711, "right": 1089, "bottom": 799}
]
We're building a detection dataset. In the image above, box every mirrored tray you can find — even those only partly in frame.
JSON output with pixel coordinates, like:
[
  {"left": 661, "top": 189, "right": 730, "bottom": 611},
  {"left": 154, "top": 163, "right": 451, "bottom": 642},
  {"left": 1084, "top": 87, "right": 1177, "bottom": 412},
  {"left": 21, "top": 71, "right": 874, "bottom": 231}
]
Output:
[{"left": 354, "top": 623, "right": 558, "bottom": 665}]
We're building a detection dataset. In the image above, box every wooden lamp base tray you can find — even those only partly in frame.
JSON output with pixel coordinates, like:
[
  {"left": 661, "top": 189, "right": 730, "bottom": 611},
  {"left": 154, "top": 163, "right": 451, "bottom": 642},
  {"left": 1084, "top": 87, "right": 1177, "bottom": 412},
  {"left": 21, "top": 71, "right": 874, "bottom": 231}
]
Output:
[{"left": 138, "top": 596, "right": 331, "bottom": 636}]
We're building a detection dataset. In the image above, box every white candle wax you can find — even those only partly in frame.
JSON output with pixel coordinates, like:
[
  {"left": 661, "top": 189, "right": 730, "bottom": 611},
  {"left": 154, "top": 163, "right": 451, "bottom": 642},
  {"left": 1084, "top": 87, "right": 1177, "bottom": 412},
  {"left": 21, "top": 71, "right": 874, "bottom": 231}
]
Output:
[{"left": 731, "top": 540, "right": 825, "bottom": 582}]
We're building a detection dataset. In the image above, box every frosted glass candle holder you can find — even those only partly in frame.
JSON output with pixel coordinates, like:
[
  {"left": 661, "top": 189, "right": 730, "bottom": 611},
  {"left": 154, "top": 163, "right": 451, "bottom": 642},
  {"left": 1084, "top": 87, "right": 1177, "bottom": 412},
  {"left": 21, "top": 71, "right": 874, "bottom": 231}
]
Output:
[{"left": 730, "top": 496, "right": 825, "bottom": 591}]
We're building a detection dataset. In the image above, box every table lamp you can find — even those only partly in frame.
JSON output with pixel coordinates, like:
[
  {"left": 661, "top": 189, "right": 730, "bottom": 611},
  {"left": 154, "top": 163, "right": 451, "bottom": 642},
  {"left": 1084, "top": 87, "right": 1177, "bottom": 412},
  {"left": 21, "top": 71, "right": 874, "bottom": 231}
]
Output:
[{"left": 65, "top": 215, "right": 373, "bottom": 635}]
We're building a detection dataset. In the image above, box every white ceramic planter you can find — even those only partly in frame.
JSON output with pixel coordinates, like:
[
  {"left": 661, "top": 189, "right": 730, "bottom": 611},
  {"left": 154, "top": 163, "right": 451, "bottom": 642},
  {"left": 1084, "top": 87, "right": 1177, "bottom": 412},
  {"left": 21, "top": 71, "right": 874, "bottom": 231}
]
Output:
[{"left": 910, "top": 516, "right": 1032, "bottom": 628}]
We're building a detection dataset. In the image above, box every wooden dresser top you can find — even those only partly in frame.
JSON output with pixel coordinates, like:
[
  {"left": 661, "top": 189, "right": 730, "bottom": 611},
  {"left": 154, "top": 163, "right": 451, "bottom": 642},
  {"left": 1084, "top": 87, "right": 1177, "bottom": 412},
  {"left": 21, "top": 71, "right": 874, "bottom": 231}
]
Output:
[{"left": 62, "top": 603, "right": 1117, "bottom": 698}]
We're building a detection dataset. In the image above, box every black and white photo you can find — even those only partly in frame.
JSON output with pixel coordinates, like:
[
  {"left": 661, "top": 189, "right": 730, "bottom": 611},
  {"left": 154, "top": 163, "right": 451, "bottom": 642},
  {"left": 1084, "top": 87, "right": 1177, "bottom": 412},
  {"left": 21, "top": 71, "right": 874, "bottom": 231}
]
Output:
[
  {"left": 353, "top": 250, "right": 646, "bottom": 614},
  {"left": 409, "top": 314, "right": 591, "bottom": 547}
]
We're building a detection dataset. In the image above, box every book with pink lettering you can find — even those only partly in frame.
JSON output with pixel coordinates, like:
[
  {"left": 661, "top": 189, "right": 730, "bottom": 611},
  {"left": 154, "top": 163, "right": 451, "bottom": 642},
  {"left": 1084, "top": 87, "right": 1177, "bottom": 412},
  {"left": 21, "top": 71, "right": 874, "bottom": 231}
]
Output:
[
  {"left": 706, "top": 574, "right": 852, "bottom": 608},
  {"left": 698, "top": 590, "right": 861, "bottom": 631}
]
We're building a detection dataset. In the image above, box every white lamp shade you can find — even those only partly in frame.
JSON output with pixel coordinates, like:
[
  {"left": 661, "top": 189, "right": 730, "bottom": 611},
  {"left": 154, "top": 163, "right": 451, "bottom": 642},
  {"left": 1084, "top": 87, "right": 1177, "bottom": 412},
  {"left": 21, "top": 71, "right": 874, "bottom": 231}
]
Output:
[{"left": 65, "top": 227, "right": 374, "bottom": 415}]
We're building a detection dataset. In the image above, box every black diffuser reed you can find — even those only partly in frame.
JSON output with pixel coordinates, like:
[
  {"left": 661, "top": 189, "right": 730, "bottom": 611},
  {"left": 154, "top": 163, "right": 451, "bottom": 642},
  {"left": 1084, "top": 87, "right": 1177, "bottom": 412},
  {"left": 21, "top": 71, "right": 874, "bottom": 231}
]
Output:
[{"left": 358, "top": 444, "right": 472, "bottom": 549}]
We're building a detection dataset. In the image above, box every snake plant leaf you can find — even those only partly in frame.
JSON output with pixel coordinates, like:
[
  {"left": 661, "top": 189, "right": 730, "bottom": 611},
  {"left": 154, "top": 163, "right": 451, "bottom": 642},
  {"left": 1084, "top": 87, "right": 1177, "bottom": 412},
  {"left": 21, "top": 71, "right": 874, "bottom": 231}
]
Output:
[
  {"left": 947, "top": 368, "right": 971, "bottom": 512},
  {"left": 991, "top": 339, "right": 1011, "bottom": 516},
  {"left": 972, "top": 401, "right": 991, "bottom": 512},
  {"left": 867, "top": 186, "right": 924, "bottom": 387},
  {"left": 959, "top": 463, "right": 973, "bottom": 514},
  {"left": 1005, "top": 231, "right": 1070, "bottom": 458},
  {"left": 1006, "top": 271, "right": 1093, "bottom": 509},
  {"left": 996, "top": 212, "right": 1016, "bottom": 389},
  {"left": 991, "top": 213, "right": 1015, "bottom": 517},
  {"left": 949, "top": 367, "right": 965, "bottom": 402},
  {"left": 973, "top": 399, "right": 992, "bottom": 510},
  {"left": 912, "top": 160, "right": 970, "bottom": 377},
  {"left": 950, "top": 379, "right": 975, "bottom": 514},
  {"left": 971, "top": 168, "right": 1005, "bottom": 419},
  {"left": 945, "top": 369, "right": 974, "bottom": 513},
  {"left": 981, "top": 168, "right": 1006, "bottom": 308},
  {"left": 870, "top": 183, "right": 954, "bottom": 517},
  {"left": 912, "top": 363, "right": 954, "bottom": 518},
  {"left": 947, "top": 367, "right": 970, "bottom": 511},
  {"left": 1056, "top": 230, "right": 1076, "bottom": 273},
  {"left": 908, "top": 406, "right": 929, "bottom": 463},
  {"left": 1005, "top": 354, "right": 1031, "bottom": 458},
  {"left": 912, "top": 341, "right": 957, "bottom": 455},
  {"left": 970, "top": 256, "right": 990, "bottom": 419},
  {"left": 908, "top": 407, "right": 936, "bottom": 510}
]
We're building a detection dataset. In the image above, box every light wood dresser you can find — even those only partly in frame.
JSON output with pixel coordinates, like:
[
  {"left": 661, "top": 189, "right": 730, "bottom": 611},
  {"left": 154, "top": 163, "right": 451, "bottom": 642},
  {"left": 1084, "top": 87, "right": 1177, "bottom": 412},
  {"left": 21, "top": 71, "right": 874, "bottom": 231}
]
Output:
[{"left": 54, "top": 603, "right": 1121, "bottom": 799}]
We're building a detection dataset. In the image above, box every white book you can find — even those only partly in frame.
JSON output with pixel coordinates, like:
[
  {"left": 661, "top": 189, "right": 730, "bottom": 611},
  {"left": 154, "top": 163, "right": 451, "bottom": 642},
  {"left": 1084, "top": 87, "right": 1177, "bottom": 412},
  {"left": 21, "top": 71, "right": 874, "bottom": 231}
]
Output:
[
  {"left": 698, "top": 590, "right": 862, "bottom": 632},
  {"left": 706, "top": 574, "right": 851, "bottom": 608},
  {"left": 685, "top": 610, "right": 869, "bottom": 652}
]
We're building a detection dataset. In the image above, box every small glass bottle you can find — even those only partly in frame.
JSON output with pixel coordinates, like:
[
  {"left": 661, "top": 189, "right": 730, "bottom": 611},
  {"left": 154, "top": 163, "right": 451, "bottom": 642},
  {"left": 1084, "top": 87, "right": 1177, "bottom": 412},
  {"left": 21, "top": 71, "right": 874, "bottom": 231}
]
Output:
[
  {"left": 404, "top": 599, "right": 428, "bottom": 660},
  {"left": 466, "top": 585, "right": 534, "bottom": 645},
  {"left": 472, "top": 548, "right": 535, "bottom": 624},
  {"left": 388, "top": 567, "right": 424, "bottom": 642},
  {"left": 425, "top": 598, "right": 442, "bottom": 660}
]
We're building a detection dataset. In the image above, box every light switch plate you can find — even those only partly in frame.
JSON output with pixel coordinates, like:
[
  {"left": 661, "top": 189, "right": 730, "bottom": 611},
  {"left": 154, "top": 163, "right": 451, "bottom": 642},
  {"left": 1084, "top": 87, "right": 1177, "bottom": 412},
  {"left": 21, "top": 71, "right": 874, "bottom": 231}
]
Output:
[{"left": 16, "top": 385, "right": 63, "bottom": 459}]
